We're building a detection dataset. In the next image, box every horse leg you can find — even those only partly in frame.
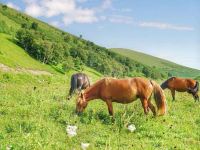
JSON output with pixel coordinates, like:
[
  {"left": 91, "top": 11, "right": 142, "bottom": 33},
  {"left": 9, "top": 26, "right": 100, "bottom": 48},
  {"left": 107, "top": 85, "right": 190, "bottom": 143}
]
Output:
[
  {"left": 106, "top": 100, "right": 113, "bottom": 116},
  {"left": 67, "top": 87, "right": 74, "bottom": 100},
  {"left": 141, "top": 99, "right": 148, "bottom": 115},
  {"left": 171, "top": 89, "right": 175, "bottom": 101},
  {"left": 148, "top": 100, "right": 156, "bottom": 116}
]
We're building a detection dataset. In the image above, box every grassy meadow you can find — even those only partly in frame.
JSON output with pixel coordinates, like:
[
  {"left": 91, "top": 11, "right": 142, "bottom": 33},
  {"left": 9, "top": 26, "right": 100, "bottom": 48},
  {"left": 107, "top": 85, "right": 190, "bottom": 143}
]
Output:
[{"left": 0, "top": 71, "right": 200, "bottom": 150}]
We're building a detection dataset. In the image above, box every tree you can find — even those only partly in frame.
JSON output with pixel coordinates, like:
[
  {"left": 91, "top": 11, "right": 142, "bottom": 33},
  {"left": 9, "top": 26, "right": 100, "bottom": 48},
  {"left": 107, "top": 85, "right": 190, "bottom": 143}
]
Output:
[
  {"left": 62, "top": 57, "right": 74, "bottom": 72},
  {"left": 2, "top": 5, "right": 7, "bottom": 9},
  {"left": 21, "top": 23, "right": 28, "bottom": 29},
  {"left": 40, "top": 40, "right": 53, "bottom": 63},
  {"left": 31, "top": 22, "right": 38, "bottom": 30},
  {"left": 16, "top": 29, "right": 34, "bottom": 52}
]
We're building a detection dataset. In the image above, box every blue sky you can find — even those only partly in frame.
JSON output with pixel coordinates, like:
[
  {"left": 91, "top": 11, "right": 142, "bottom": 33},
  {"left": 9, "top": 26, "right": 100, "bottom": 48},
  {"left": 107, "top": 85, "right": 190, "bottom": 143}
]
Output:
[{"left": 1, "top": 0, "right": 200, "bottom": 70}]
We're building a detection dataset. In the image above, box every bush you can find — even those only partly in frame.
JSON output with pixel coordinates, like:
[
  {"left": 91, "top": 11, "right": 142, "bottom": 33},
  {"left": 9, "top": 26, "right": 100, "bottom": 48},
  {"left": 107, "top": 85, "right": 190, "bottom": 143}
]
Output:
[
  {"left": 31, "top": 22, "right": 38, "bottom": 30},
  {"left": 62, "top": 57, "right": 74, "bottom": 72}
]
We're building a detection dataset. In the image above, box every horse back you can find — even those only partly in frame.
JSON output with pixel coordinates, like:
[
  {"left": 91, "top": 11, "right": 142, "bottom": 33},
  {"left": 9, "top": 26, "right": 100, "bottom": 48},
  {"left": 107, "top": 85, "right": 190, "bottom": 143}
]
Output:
[
  {"left": 100, "top": 77, "right": 152, "bottom": 103},
  {"left": 167, "top": 77, "right": 196, "bottom": 92}
]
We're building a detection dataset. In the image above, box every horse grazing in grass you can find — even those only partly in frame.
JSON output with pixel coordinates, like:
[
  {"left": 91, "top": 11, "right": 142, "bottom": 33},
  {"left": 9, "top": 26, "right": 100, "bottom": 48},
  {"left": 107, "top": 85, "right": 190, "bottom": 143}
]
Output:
[
  {"left": 67, "top": 73, "right": 90, "bottom": 100},
  {"left": 161, "top": 77, "right": 199, "bottom": 101},
  {"left": 76, "top": 77, "right": 166, "bottom": 116}
]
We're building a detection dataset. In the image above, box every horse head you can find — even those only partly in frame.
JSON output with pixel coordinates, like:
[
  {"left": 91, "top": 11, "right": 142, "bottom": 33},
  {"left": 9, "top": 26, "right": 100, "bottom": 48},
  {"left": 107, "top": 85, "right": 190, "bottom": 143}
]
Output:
[
  {"left": 188, "top": 81, "right": 199, "bottom": 101},
  {"left": 76, "top": 91, "right": 88, "bottom": 114}
]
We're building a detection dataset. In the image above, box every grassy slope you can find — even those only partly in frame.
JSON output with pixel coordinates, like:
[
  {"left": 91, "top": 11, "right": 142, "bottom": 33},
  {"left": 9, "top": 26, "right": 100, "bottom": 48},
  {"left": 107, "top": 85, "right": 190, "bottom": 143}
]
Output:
[
  {"left": 0, "top": 12, "right": 20, "bottom": 33},
  {"left": 0, "top": 72, "right": 200, "bottom": 149},
  {"left": 111, "top": 48, "right": 200, "bottom": 78}
]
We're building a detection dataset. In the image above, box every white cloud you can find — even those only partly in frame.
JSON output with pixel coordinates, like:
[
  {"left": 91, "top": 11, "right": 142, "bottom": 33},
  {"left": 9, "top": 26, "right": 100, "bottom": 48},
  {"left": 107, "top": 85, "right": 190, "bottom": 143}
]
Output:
[
  {"left": 63, "top": 8, "right": 98, "bottom": 25},
  {"left": 139, "top": 22, "right": 194, "bottom": 31},
  {"left": 101, "top": 0, "right": 112, "bottom": 10},
  {"left": 109, "top": 15, "right": 133, "bottom": 24},
  {"left": 7, "top": 2, "right": 20, "bottom": 10},
  {"left": 41, "top": 0, "right": 76, "bottom": 17},
  {"left": 23, "top": 0, "right": 108, "bottom": 26},
  {"left": 25, "top": 3, "right": 43, "bottom": 17}
]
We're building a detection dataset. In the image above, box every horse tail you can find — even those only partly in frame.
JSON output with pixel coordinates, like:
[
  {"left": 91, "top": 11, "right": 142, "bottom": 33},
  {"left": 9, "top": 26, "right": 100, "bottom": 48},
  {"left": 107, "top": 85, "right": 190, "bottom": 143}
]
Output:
[
  {"left": 194, "top": 81, "right": 199, "bottom": 93},
  {"left": 196, "top": 81, "right": 199, "bottom": 91},
  {"left": 151, "top": 80, "right": 167, "bottom": 116}
]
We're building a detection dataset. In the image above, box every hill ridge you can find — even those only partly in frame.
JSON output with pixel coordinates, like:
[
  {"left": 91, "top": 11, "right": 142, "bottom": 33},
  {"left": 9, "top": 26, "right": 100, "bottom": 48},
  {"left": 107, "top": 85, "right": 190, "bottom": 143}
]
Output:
[{"left": 110, "top": 48, "right": 200, "bottom": 78}]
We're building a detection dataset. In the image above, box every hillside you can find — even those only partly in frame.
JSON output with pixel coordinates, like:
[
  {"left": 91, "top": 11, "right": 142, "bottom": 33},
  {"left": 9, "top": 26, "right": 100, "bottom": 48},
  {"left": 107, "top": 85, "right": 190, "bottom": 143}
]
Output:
[
  {"left": 0, "top": 4, "right": 169, "bottom": 79},
  {"left": 111, "top": 48, "right": 200, "bottom": 78},
  {"left": 0, "top": 33, "right": 102, "bottom": 79},
  {"left": 0, "top": 33, "right": 55, "bottom": 73}
]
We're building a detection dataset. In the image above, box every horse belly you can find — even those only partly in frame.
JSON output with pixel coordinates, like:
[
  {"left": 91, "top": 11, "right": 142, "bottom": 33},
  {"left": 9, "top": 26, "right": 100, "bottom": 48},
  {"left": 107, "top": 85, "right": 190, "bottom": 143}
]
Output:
[
  {"left": 112, "top": 97, "right": 137, "bottom": 104},
  {"left": 175, "top": 89, "right": 187, "bottom": 92}
]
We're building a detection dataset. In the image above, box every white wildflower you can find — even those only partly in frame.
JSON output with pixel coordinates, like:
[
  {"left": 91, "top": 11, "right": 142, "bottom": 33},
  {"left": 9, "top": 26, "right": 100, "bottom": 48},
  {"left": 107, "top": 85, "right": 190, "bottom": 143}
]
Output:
[
  {"left": 6, "top": 145, "right": 12, "bottom": 150},
  {"left": 81, "top": 143, "right": 90, "bottom": 150},
  {"left": 66, "top": 125, "right": 77, "bottom": 137},
  {"left": 127, "top": 124, "right": 136, "bottom": 132}
]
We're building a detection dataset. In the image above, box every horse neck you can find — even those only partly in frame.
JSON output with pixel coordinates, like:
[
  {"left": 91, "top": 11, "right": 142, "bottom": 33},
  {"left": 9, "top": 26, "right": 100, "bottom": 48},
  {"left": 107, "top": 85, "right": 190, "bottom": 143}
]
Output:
[{"left": 84, "top": 79, "right": 103, "bottom": 101}]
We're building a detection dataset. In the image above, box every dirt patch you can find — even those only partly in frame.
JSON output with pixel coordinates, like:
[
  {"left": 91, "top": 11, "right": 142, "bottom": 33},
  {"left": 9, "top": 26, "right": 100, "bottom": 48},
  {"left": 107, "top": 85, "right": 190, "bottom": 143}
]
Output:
[{"left": 0, "top": 63, "right": 52, "bottom": 75}]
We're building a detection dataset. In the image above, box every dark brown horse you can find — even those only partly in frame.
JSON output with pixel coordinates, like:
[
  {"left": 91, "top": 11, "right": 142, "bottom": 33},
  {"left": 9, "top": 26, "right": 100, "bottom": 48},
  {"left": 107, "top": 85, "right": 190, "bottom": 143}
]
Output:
[
  {"left": 161, "top": 77, "right": 199, "bottom": 101},
  {"left": 67, "top": 73, "right": 90, "bottom": 100},
  {"left": 76, "top": 77, "right": 166, "bottom": 116}
]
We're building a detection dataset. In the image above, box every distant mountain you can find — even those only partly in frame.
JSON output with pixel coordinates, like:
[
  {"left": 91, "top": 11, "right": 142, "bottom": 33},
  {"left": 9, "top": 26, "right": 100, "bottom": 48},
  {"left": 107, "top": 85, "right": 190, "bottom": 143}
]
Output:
[{"left": 110, "top": 48, "right": 200, "bottom": 78}]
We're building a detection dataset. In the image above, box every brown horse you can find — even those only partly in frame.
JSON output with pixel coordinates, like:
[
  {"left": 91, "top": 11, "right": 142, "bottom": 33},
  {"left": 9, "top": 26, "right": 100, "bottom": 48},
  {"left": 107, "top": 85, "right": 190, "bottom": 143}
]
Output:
[
  {"left": 161, "top": 77, "right": 199, "bottom": 101},
  {"left": 67, "top": 73, "right": 90, "bottom": 100},
  {"left": 76, "top": 77, "right": 166, "bottom": 116}
]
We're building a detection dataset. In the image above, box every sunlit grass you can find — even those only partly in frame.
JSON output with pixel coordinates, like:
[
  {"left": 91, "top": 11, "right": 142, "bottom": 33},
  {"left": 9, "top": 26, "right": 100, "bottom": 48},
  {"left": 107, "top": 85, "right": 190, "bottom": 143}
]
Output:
[{"left": 0, "top": 72, "right": 199, "bottom": 149}]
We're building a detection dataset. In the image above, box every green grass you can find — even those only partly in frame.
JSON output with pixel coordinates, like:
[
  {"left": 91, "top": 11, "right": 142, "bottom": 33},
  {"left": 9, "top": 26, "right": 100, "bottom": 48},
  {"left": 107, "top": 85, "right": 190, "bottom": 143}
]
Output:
[
  {"left": 0, "top": 72, "right": 200, "bottom": 149},
  {"left": 111, "top": 48, "right": 200, "bottom": 78},
  {"left": 0, "top": 12, "right": 20, "bottom": 33}
]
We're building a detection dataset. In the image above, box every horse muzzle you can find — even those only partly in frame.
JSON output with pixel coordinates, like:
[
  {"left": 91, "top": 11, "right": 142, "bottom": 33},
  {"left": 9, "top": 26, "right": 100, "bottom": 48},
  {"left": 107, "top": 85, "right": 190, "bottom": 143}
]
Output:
[
  {"left": 194, "top": 95, "right": 199, "bottom": 101},
  {"left": 76, "top": 111, "right": 83, "bottom": 116}
]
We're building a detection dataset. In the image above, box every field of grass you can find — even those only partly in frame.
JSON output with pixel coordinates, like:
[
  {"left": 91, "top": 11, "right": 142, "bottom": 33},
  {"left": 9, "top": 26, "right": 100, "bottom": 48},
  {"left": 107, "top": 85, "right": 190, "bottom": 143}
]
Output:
[
  {"left": 0, "top": 71, "right": 200, "bottom": 149},
  {"left": 111, "top": 48, "right": 200, "bottom": 78}
]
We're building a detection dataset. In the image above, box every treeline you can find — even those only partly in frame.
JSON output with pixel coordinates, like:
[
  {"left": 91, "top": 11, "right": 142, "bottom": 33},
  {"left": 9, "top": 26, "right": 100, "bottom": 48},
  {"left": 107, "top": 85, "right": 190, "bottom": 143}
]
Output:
[{"left": 0, "top": 4, "right": 168, "bottom": 79}]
